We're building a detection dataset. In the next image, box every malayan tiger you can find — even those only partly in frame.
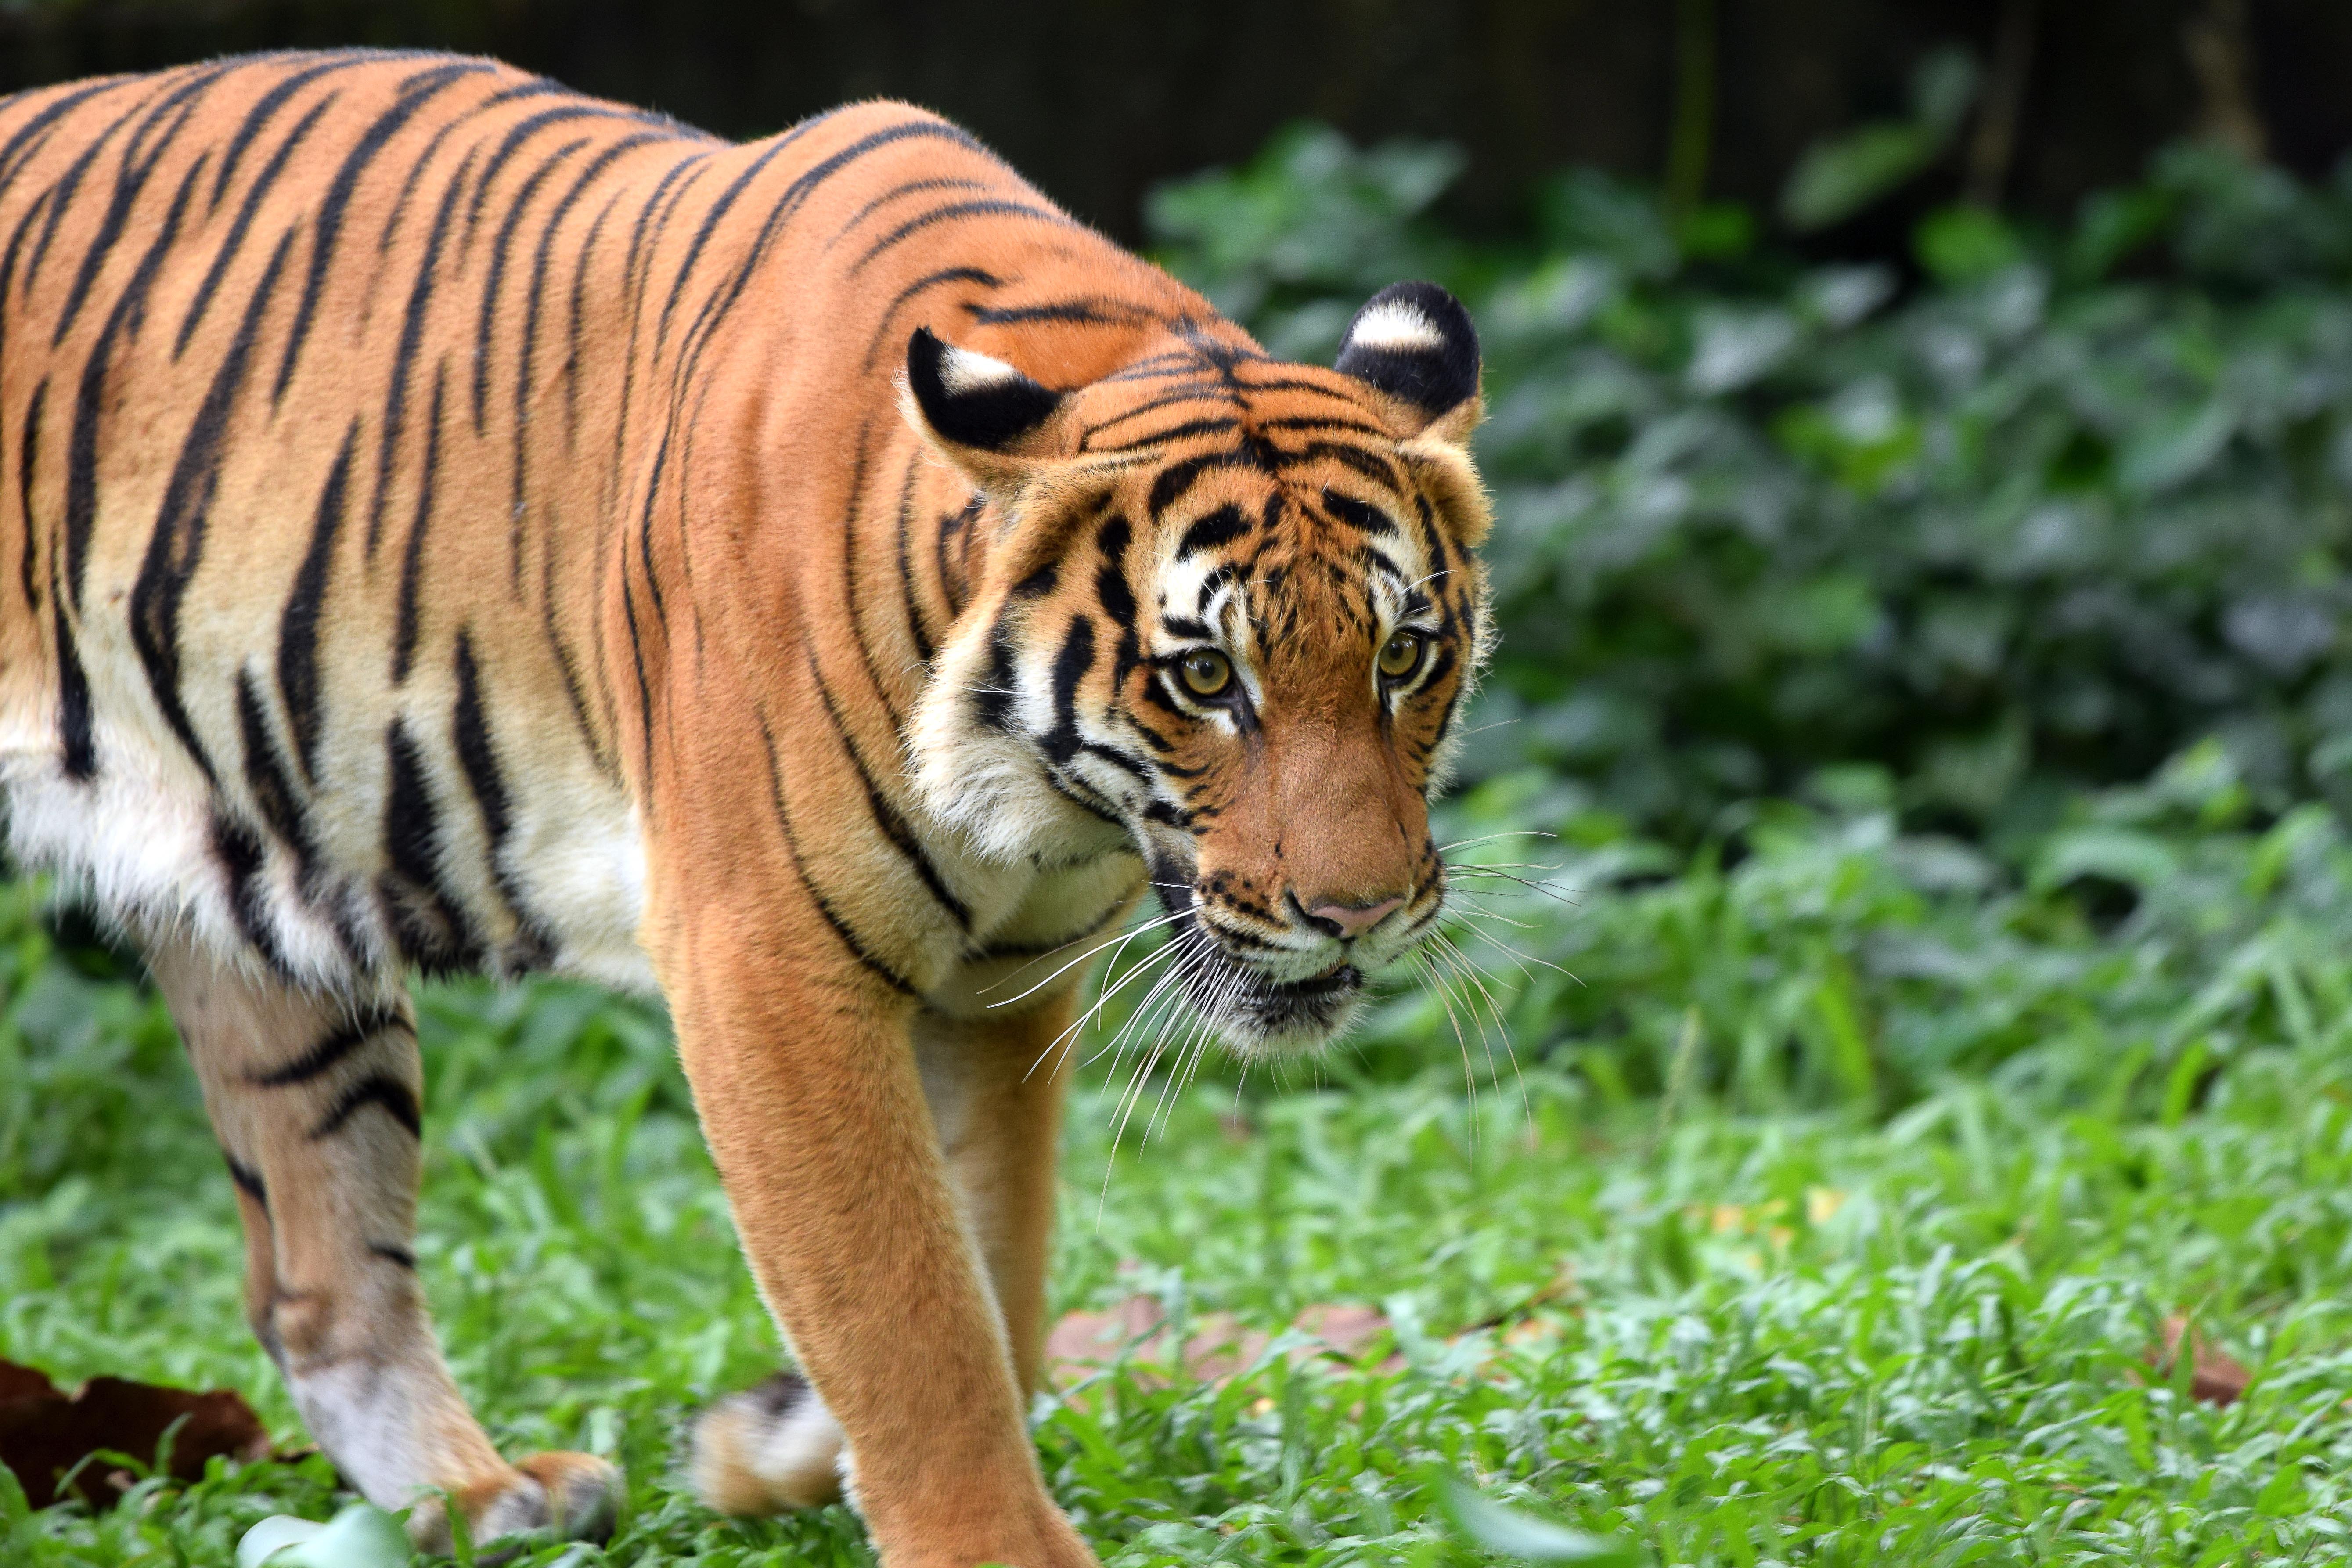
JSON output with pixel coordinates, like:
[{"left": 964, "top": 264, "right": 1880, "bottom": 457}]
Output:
[{"left": 0, "top": 49, "right": 1493, "bottom": 1563}]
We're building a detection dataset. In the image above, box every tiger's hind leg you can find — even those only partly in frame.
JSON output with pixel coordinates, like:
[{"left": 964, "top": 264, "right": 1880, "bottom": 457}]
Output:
[{"left": 145, "top": 939, "right": 623, "bottom": 1552}]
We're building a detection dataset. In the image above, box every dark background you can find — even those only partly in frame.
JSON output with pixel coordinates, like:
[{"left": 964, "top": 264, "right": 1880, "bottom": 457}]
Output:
[{"left": 2, "top": 0, "right": 2347, "bottom": 246}]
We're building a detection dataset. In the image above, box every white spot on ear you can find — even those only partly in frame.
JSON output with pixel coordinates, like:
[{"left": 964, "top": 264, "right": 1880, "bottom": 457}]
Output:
[
  {"left": 1344, "top": 300, "right": 1445, "bottom": 353},
  {"left": 936, "top": 343, "right": 1025, "bottom": 395}
]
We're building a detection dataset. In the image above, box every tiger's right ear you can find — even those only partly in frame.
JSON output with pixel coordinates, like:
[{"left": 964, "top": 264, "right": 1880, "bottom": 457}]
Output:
[{"left": 903, "top": 327, "right": 1071, "bottom": 490}]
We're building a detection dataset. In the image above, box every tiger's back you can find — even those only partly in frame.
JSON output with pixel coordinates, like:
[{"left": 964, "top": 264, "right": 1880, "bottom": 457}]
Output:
[{"left": 0, "top": 50, "right": 1191, "bottom": 998}]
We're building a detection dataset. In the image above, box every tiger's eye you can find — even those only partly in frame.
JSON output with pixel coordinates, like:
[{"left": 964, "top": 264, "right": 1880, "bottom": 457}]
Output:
[
  {"left": 1378, "top": 630, "right": 1425, "bottom": 680},
  {"left": 1179, "top": 649, "right": 1234, "bottom": 697}
]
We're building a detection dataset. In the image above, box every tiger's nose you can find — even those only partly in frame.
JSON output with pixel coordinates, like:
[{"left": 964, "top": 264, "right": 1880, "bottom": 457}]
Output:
[{"left": 1305, "top": 896, "right": 1404, "bottom": 940}]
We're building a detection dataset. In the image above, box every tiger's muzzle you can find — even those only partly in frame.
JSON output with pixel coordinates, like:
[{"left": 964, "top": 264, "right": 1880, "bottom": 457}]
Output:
[{"left": 1153, "top": 858, "right": 1445, "bottom": 1056}]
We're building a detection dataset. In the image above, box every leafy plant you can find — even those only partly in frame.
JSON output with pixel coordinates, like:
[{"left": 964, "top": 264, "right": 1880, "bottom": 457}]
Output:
[{"left": 1153, "top": 129, "right": 2352, "bottom": 846}]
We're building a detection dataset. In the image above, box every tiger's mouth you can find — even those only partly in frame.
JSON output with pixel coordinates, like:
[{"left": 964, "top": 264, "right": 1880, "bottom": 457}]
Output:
[
  {"left": 1143, "top": 860, "right": 1391, "bottom": 1054},
  {"left": 1178, "top": 940, "right": 1369, "bottom": 1056}
]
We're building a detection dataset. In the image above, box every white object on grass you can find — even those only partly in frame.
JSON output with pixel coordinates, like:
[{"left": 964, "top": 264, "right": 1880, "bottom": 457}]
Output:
[{"left": 236, "top": 1503, "right": 410, "bottom": 1568}]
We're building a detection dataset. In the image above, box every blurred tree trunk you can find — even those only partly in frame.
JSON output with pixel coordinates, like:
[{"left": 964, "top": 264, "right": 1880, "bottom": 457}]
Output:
[
  {"left": 1964, "top": 0, "right": 2036, "bottom": 207},
  {"left": 2184, "top": 0, "right": 2269, "bottom": 160}
]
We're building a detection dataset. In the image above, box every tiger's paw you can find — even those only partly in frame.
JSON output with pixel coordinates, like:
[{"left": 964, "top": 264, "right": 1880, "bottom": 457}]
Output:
[
  {"left": 411, "top": 1451, "right": 624, "bottom": 1557},
  {"left": 691, "top": 1372, "right": 846, "bottom": 1515}
]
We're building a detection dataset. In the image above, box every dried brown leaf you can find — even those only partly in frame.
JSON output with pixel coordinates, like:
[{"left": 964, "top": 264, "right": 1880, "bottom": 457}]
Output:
[{"left": 0, "top": 1359, "right": 270, "bottom": 1509}]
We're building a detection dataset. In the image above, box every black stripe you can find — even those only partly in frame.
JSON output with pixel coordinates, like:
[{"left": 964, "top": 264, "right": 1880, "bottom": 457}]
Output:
[
  {"left": 452, "top": 629, "right": 557, "bottom": 968},
  {"left": 252, "top": 1001, "right": 405, "bottom": 1087},
  {"left": 892, "top": 454, "right": 935, "bottom": 664},
  {"left": 471, "top": 135, "right": 586, "bottom": 434},
  {"left": 176, "top": 90, "right": 335, "bottom": 358},
  {"left": 973, "top": 611, "right": 1018, "bottom": 731},
  {"left": 634, "top": 428, "right": 672, "bottom": 631},
  {"left": 1094, "top": 515, "right": 1136, "bottom": 628},
  {"left": 450, "top": 633, "right": 511, "bottom": 843},
  {"left": 620, "top": 558, "right": 656, "bottom": 793},
  {"left": 374, "top": 109, "right": 469, "bottom": 254},
  {"left": 1261, "top": 414, "right": 1392, "bottom": 437},
  {"left": 564, "top": 189, "right": 625, "bottom": 442},
  {"left": 367, "top": 145, "right": 474, "bottom": 557},
  {"left": 0, "top": 79, "right": 134, "bottom": 204},
  {"left": 831, "top": 422, "right": 903, "bottom": 731},
  {"left": 1077, "top": 386, "right": 1235, "bottom": 446},
  {"left": 16, "top": 379, "right": 45, "bottom": 616},
  {"left": 378, "top": 717, "right": 483, "bottom": 973},
  {"left": 1044, "top": 768, "right": 1127, "bottom": 828},
  {"left": 23, "top": 86, "right": 159, "bottom": 294},
  {"left": 274, "top": 62, "right": 478, "bottom": 403},
  {"left": 1038, "top": 615, "right": 1095, "bottom": 766},
  {"left": 1299, "top": 440, "right": 1401, "bottom": 489},
  {"left": 310, "top": 1073, "right": 422, "bottom": 1140},
  {"left": 462, "top": 105, "right": 623, "bottom": 246},
  {"left": 390, "top": 365, "right": 448, "bottom": 684},
  {"left": 277, "top": 421, "right": 356, "bottom": 783},
  {"left": 211, "top": 56, "right": 358, "bottom": 208},
  {"left": 224, "top": 1155, "right": 267, "bottom": 1206},
  {"left": 1147, "top": 451, "right": 1255, "bottom": 521},
  {"left": 0, "top": 186, "right": 56, "bottom": 393},
  {"left": 966, "top": 298, "right": 1153, "bottom": 328},
  {"left": 649, "top": 132, "right": 799, "bottom": 352},
  {"left": 1177, "top": 505, "right": 1251, "bottom": 558},
  {"left": 936, "top": 496, "right": 980, "bottom": 619},
  {"left": 1091, "top": 416, "right": 1239, "bottom": 454},
  {"left": 129, "top": 219, "right": 293, "bottom": 786},
  {"left": 538, "top": 529, "right": 605, "bottom": 768},
  {"left": 213, "top": 811, "right": 289, "bottom": 973},
  {"left": 367, "top": 1241, "right": 419, "bottom": 1269},
  {"left": 514, "top": 131, "right": 666, "bottom": 522},
  {"left": 849, "top": 198, "right": 1069, "bottom": 275},
  {"left": 235, "top": 667, "right": 327, "bottom": 899},
  {"left": 861, "top": 265, "right": 1001, "bottom": 369},
  {"left": 803, "top": 647, "right": 970, "bottom": 929},
  {"left": 828, "top": 174, "right": 988, "bottom": 244},
  {"left": 667, "top": 119, "right": 985, "bottom": 368},
  {"left": 50, "top": 547, "right": 93, "bottom": 778},
  {"left": 64, "top": 146, "right": 200, "bottom": 609},
  {"left": 50, "top": 68, "right": 222, "bottom": 345},
  {"left": 757, "top": 714, "right": 918, "bottom": 996}
]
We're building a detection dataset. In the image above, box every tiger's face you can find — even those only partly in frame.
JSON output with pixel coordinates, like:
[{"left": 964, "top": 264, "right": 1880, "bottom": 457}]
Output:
[{"left": 907, "top": 284, "right": 1491, "bottom": 1056}]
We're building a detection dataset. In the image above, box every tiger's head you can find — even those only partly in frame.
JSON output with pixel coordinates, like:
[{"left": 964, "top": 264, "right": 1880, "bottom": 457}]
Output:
[{"left": 905, "top": 283, "right": 1491, "bottom": 1056}]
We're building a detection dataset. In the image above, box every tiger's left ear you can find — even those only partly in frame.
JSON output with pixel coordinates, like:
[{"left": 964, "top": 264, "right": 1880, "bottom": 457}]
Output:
[
  {"left": 1335, "top": 281, "right": 1482, "bottom": 446},
  {"left": 1340, "top": 281, "right": 1491, "bottom": 543},
  {"left": 903, "top": 327, "right": 1073, "bottom": 491}
]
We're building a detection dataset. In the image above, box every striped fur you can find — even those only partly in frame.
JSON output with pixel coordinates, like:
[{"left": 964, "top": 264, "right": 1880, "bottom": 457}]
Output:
[{"left": 0, "top": 52, "right": 1491, "bottom": 1564}]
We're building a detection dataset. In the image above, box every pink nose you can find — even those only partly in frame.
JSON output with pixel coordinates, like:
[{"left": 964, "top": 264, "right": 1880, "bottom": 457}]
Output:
[{"left": 1307, "top": 897, "right": 1404, "bottom": 940}]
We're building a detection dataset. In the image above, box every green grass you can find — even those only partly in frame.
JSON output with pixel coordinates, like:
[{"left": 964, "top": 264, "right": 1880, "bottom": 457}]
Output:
[{"left": 9, "top": 756, "right": 2352, "bottom": 1565}]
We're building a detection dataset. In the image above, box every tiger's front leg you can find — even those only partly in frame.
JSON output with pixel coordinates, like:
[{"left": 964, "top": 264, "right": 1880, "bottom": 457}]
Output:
[
  {"left": 658, "top": 909, "right": 1095, "bottom": 1568},
  {"left": 145, "top": 940, "right": 623, "bottom": 1554},
  {"left": 692, "top": 993, "right": 1081, "bottom": 1515}
]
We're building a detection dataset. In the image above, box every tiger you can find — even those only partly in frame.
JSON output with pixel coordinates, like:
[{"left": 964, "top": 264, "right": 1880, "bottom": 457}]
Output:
[{"left": 0, "top": 49, "right": 1493, "bottom": 1564}]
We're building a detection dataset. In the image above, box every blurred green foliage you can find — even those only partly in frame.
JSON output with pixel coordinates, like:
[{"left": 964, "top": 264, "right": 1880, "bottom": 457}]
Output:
[{"left": 1153, "top": 129, "right": 2352, "bottom": 846}]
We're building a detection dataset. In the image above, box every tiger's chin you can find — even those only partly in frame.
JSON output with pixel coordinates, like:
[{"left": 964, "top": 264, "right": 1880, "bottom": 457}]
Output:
[{"left": 1185, "top": 957, "right": 1369, "bottom": 1060}]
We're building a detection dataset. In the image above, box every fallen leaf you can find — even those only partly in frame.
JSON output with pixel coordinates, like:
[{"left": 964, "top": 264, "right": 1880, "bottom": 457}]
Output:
[
  {"left": 1045, "top": 1297, "right": 1402, "bottom": 1390},
  {"left": 0, "top": 1359, "right": 271, "bottom": 1508},
  {"left": 2147, "top": 1316, "right": 2249, "bottom": 1406},
  {"left": 1291, "top": 1302, "right": 1391, "bottom": 1361}
]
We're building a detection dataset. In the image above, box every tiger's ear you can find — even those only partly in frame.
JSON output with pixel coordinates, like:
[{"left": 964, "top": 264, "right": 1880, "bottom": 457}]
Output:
[
  {"left": 904, "top": 327, "right": 1071, "bottom": 489},
  {"left": 1334, "top": 281, "right": 1482, "bottom": 445}
]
